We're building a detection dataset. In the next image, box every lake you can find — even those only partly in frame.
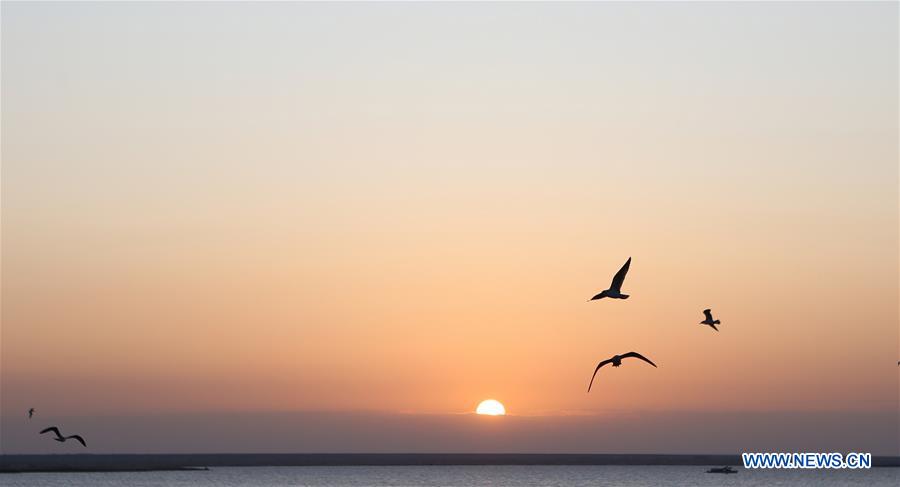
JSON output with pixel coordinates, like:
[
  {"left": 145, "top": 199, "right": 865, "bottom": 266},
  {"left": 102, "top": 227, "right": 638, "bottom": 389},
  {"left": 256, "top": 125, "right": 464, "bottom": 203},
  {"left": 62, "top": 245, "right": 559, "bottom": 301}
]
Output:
[{"left": 2, "top": 465, "right": 897, "bottom": 486}]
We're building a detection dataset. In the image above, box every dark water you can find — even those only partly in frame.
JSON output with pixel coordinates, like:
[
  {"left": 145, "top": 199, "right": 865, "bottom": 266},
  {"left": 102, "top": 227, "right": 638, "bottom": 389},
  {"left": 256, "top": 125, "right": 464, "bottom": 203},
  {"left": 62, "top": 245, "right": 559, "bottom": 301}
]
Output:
[{"left": 2, "top": 466, "right": 897, "bottom": 486}]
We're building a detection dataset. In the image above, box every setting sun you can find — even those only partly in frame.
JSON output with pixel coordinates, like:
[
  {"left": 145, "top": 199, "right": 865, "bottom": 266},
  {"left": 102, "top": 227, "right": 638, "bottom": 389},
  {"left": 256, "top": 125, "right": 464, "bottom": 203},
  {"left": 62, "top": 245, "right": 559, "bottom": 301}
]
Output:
[{"left": 475, "top": 399, "right": 506, "bottom": 416}]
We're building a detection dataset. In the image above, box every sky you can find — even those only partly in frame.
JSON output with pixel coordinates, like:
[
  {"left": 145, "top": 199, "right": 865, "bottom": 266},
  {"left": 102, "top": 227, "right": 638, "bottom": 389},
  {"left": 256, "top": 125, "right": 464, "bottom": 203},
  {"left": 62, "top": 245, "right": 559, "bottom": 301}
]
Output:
[{"left": 1, "top": 2, "right": 898, "bottom": 454}]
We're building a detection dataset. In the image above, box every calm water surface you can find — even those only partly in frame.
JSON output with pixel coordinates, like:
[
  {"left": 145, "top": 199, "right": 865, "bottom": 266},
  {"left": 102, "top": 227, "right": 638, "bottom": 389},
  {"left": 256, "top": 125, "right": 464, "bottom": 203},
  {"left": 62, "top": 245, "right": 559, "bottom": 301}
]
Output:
[{"left": 2, "top": 465, "right": 898, "bottom": 486}]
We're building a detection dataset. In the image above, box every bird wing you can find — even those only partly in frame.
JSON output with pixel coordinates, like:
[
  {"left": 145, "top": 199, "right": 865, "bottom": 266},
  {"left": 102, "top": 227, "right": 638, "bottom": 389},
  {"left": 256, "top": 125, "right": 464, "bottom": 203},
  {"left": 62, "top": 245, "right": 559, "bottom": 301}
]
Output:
[
  {"left": 709, "top": 323, "right": 719, "bottom": 331},
  {"left": 703, "top": 309, "right": 713, "bottom": 321},
  {"left": 40, "top": 426, "right": 61, "bottom": 438},
  {"left": 66, "top": 435, "right": 87, "bottom": 447},
  {"left": 587, "top": 358, "right": 614, "bottom": 392},
  {"left": 621, "top": 352, "right": 657, "bottom": 367},
  {"left": 609, "top": 257, "right": 631, "bottom": 291}
]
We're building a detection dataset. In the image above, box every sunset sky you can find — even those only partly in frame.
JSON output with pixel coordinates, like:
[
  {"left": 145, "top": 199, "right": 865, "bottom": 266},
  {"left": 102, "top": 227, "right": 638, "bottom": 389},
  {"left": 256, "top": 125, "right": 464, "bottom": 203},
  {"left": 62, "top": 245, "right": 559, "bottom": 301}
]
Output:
[{"left": 2, "top": 2, "right": 897, "bottom": 454}]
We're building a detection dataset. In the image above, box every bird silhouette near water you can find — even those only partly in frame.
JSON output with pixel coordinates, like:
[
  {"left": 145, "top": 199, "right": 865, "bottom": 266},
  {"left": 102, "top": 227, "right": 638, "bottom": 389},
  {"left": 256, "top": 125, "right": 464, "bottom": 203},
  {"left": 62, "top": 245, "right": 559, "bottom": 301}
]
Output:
[
  {"left": 40, "top": 426, "right": 87, "bottom": 447},
  {"left": 587, "top": 352, "right": 657, "bottom": 392},
  {"left": 27, "top": 408, "right": 34, "bottom": 420},
  {"left": 590, "top": 257, "right": 632, "bottom": 300},
  {"left": 700, "top": 309, "right": 721, "bottom": 331}
]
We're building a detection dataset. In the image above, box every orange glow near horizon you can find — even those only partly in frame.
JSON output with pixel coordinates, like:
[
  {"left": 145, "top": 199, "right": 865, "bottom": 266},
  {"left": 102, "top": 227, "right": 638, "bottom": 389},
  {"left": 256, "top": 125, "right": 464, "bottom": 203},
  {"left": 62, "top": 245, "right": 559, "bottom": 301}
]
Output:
[{"left": 1, "top": 2, "right": 897, "bottom": 433}]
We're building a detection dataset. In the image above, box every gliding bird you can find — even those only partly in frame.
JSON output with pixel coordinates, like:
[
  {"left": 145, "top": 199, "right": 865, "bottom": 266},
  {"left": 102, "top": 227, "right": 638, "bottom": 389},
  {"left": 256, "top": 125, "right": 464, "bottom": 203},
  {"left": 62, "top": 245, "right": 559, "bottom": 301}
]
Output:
[
  {"left": 587, "top": 352, "right": 657, "bottom": 392},
  {"left": 40, "top": 426, "right": 87, "bottom": 447}
]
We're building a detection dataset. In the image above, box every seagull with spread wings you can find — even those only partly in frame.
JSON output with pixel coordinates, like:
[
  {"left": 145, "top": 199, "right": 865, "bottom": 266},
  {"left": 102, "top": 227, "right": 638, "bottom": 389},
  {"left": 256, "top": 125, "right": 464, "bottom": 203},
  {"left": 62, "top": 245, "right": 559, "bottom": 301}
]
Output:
[
  {"left": 700, "top": 309, "right": 721, "bottom": 331},
  {"left": 587, "top": 352, "right": 657, "bottom": 392},
  {"left": 40, "top": 426, "right": 87, "bottom": 447},
  {"left": 589, "top": 257, "right": 632, "bottom": 300}
]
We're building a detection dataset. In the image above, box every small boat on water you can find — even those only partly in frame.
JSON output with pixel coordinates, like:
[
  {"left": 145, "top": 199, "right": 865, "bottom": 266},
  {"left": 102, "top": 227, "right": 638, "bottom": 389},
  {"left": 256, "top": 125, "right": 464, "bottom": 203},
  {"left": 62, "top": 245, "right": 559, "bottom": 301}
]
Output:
[{"left": 706, "top": 466, "right": 738, "bottom": 474}]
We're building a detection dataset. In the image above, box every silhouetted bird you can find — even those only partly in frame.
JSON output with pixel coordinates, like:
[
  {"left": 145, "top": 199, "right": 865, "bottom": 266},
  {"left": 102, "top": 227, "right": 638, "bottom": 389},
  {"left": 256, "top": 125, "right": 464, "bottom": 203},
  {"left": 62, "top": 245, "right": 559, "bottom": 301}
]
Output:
[
  {"left": 40, "top": 426, "right": 86, "bottom": 447},
  {"left": 590, "top": 257, "right": 632, "bottom": 300},
  {"left": 588, "top": 352, "right": 657, "bottom": 392},
  {"left": 700, "top": 309, "right": 721, "bottom": 331},
  {"left": 27, "top": 408, "right": 34, "bottom": 420}
]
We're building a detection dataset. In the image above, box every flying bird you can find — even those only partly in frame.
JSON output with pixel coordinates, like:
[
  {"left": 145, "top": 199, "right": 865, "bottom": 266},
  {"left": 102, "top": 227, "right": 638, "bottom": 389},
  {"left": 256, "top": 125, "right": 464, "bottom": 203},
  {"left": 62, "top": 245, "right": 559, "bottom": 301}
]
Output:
[
  {"left": 700, "top": 309, "right": 721, "bottom": 331},
  {"left": 590, "top": 257, "right": 632, "bottom": 300},
  {"left": 587, "top": 352, "right": 657, "bottom": 392},
  {"left": 27, "top": 408, "right": 34, "bottom": 420},
  {"left": 40, "top": 426, "right": 87, "bottom": 447}
]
